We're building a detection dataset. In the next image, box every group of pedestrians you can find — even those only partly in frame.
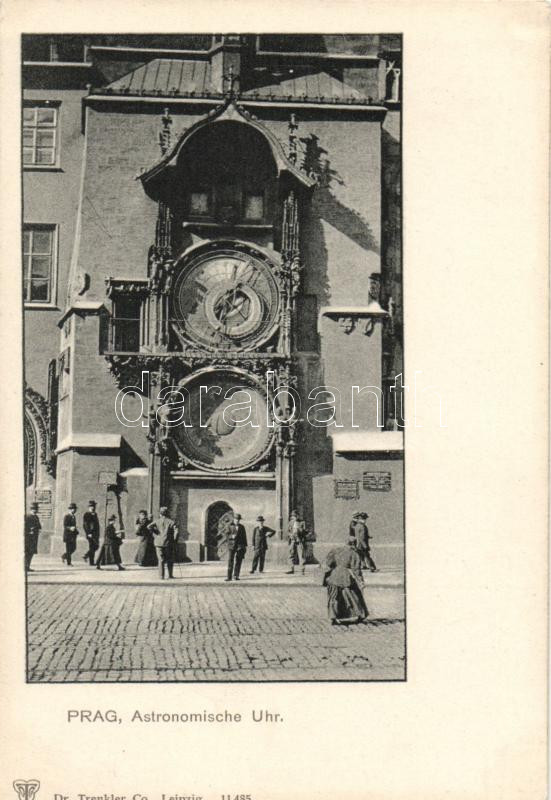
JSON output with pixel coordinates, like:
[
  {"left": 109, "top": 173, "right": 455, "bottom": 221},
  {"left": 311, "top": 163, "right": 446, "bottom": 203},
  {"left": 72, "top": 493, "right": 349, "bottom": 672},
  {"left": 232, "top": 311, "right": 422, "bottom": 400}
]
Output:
[
  {"left": 59, "top": 502, "right": 178, "bottom": 578},
  {"left": 60, "top": 501, "right": 125, "bottom": 570},
  {"left": 24, "top": 502, "right": 380, "bottom": 627}
]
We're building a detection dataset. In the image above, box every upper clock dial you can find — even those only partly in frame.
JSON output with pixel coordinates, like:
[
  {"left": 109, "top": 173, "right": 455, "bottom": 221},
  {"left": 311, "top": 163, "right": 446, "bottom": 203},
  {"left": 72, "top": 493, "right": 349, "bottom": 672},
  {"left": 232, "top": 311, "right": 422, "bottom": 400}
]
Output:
[{"left": 172, "top": 248, "right": 280, "bottom": 350}]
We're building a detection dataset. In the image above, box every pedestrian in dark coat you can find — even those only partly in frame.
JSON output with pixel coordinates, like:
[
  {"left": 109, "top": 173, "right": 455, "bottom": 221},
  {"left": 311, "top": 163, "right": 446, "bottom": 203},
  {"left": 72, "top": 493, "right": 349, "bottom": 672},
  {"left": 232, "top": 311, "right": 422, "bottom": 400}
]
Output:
[
  {"left": 249, "top": 516, "right": 275, "bottom": 573},
  {"left": 62, "top": 502, "right": 79, "bottom": 565},
  {"left": 24, "top": 501, "right": 41, "bottom": 571},
  {"left": 96, "top": 514, "right": 125, "bottom": 570},
  {"left": 82, "top": 500, "right": 100, "bottom": 566},
  {"left": 224, "top": 513, "right": 247, "bottom": 581},
  {"left": 324, "top": 537, "right": 369, "bottom": 625},
  {"left": 148, "top": 506, "right": 178, "bottom": 579},
  {"left": 134, "top": 509, "right": 158, "bottom": 567},
  {"left": 349, "top": 512, "right": 378, "bottom": 572}
]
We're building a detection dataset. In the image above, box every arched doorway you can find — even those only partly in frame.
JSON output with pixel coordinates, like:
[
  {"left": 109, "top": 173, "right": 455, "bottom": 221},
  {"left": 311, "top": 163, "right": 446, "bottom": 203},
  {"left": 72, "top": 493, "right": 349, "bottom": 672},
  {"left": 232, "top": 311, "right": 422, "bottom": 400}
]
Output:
[
  {"left": 24, "top": 414, "right": 37, "bottom": 490},
  {"left": 205, "top": 501, "right": 233, "bottom": 561}
]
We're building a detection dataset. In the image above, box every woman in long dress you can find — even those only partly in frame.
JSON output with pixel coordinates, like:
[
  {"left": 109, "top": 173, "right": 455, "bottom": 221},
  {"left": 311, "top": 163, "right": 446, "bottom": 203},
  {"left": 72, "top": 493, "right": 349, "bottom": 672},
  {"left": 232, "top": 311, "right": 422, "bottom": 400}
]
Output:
[
  {"left": 324, "top": 536, "right": 368, "bottom": 625},
  {"left": 134, "top": 509, "right": 158, "bottom": 567},
  {"left": 96, "top": 514, "right": 125, "bottom": 571}
]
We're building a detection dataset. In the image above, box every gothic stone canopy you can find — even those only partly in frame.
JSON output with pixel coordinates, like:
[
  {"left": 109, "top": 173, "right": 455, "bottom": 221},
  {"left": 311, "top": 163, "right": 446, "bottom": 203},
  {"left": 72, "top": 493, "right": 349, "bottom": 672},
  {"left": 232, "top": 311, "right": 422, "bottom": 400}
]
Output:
[{"left": 138, "top": 99, "right": 316, "bottom": 201}]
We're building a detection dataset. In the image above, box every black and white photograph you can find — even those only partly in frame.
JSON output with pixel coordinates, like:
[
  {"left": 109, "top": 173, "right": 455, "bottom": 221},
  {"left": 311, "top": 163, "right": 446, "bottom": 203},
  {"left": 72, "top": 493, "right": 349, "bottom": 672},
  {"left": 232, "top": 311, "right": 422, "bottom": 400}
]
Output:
[
  {"left": 4, "top": 2, "right": 549, "bottom": 798},
  {"left": 22, "top": 33, "right": 405, "bottom": 683}
]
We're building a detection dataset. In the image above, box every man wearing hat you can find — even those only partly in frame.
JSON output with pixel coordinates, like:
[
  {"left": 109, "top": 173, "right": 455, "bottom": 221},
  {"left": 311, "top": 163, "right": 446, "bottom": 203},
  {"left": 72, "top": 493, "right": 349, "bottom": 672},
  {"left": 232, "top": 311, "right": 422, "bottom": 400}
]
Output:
[
  {"left": 62, "top": 502, "right": 79, "bottom": 565},
  {"left": 24, "top": 501, "right": 41, "bottom": 572},
  {"left": 82, "top": 500, "right": 100, "bottom": 566},
  {"left": 250, "top": 516, "right": 275, "bottom": 574},
  {"left": 224, "top": 512, "right": 247, "bottom": 581},
  {"left": 286, "top": 509, "right": 308, "bottom": 575},
  {"left": 148, "top": 505, "right": 178, "bottom": 579},
  {"left": 350, "top": 512, "right": 378, "bottom": 572}
]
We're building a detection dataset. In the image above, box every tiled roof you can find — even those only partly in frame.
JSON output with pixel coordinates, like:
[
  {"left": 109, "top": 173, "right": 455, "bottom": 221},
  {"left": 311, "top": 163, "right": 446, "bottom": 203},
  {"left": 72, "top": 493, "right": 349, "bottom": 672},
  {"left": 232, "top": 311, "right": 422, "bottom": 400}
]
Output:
[
  {"left": 101, "top": 58, "right": 373, "bottom": 104},
  {"left": 105, "top": 59, "right": 216, "bottom": 96}
]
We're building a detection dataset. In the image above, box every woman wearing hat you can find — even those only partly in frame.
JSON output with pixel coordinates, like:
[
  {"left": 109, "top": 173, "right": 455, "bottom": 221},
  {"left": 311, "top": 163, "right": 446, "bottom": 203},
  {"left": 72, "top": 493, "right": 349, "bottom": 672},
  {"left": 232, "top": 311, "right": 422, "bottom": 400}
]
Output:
[
  {"left": 134, "top": 509, "right": 158, "bottom": 567},
  {"left": 349, "top": 512, "right": 378, "bottom": 572},
  {"left": 96, "top": 515, "right": 125, "bottom": 571},
  {"left": 323, "top": 535, "right": 368, "bottom": 625}
]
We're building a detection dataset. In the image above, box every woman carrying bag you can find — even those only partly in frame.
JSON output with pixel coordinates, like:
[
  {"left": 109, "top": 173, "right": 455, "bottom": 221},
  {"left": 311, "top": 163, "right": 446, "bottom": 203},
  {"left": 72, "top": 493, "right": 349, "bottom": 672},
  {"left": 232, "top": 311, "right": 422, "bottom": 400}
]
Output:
[
  {"left": 96, "top": 514, "right": 125, "bottom": 571},
  {"left": 323, "top": 535, "right": 368, "bottom": 625}
]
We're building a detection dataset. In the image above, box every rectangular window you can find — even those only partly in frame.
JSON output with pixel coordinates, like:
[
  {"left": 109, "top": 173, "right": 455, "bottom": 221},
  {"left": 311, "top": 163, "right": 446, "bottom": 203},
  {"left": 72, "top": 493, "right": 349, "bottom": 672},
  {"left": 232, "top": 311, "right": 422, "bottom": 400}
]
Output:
[
  {"left": 23, "top": 103, "right": 59, "bottom": 167},
  {"left": 23, "top": 224, "right": 57, "bottom": 305},
  {"left": 111, "top": 295, "right": 141, "bottom": 353},
  {"left": 243, "top": 191, "right": 265, "bottom": 221},
  {"left": 189, "top": 190, "right": 210, "bottom": 217}
]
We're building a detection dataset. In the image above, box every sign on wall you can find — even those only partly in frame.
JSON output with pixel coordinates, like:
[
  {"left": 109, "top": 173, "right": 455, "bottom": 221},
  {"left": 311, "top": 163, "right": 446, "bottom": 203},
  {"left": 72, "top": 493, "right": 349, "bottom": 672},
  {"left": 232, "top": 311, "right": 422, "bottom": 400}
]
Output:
[
  {"left": 334, "top": 479, "right": 359, "bottom": 500},
  {"left": 33, "top": 489, "right": 52, "bottom": 519},
  {"left": 362, "top": 471, "right": 392, "bottom": 492}
]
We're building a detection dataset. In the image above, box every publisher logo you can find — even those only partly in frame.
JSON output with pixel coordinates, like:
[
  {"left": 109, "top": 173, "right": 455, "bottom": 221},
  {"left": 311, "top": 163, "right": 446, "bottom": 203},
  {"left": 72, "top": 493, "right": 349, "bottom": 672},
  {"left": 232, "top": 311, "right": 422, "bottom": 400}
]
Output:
[{"left": 13, "top": 780, "right": 40, "bottom": 800}]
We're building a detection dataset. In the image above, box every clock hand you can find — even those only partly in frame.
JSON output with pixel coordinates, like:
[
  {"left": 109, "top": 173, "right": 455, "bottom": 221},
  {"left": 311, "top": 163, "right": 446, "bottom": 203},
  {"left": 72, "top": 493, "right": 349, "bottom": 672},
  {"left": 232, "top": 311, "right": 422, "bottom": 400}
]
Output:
[{"left": 236, "top": 260, "right": 253, "bottom": 286}]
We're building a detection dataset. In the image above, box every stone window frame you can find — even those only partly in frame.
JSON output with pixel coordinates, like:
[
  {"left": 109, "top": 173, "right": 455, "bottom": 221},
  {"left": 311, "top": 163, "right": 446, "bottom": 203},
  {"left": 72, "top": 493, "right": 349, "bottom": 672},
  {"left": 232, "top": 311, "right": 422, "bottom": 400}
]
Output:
[
  {"left": 23, "top": 223, "right": 58, "bottom": 308},
  {"left": 186, "top": 181, "right": 269, "bottom": 225},
  {"left": 22, "top": 100, "right": 61, "bottom": 170}
]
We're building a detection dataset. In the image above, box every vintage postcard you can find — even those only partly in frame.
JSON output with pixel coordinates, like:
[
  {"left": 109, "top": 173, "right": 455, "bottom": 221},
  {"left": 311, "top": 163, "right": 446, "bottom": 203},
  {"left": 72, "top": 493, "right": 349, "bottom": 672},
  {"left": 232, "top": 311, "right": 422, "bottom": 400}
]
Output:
[
  {"left": 0, "top": 2, "right": 548, "bottom": 799},
  {"left": 20, "top": 29, "right": 405, "bottom": 684}
]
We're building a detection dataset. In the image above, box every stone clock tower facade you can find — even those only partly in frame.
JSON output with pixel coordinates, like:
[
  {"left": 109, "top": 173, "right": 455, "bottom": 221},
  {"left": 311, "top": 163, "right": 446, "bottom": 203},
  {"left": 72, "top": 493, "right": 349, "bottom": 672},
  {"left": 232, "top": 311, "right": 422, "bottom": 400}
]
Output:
[
  {"left": 24, "top": 34, "right": 403, "bottom": 568},
  {"left": 106, "top": 82, "right": 315, "bottom": 560}
]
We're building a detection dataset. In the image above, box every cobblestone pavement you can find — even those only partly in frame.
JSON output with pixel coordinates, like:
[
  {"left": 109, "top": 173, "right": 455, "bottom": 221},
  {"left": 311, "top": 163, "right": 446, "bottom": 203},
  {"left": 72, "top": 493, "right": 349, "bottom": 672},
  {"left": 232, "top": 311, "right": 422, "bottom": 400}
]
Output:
[{"left": 27, "top": 584, "right": 405, "bottom": 682}]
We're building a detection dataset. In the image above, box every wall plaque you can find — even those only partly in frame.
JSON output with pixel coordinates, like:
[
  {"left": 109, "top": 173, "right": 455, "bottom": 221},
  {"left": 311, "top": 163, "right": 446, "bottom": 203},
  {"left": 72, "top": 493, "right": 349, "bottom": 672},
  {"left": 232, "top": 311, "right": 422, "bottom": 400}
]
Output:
[
  {"left": 33, "top": 489, "right": 52, "bottom": 519},
  {"left": 362, "top": 471, "right": 392, "bottom": 492},
  {"left": 334, "top": 479, "right": 359, "bottom": 499}
]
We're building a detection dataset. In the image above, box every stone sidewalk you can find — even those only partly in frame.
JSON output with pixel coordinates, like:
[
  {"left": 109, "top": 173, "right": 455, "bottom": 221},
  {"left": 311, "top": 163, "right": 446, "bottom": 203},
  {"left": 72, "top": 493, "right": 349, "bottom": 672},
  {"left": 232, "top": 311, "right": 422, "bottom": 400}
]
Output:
[
  {"left": 27, "top": 554, "right": 404, "bottom": 588},
  {"left": 27, "top": 582, "right": 405, "bottom": 682}
]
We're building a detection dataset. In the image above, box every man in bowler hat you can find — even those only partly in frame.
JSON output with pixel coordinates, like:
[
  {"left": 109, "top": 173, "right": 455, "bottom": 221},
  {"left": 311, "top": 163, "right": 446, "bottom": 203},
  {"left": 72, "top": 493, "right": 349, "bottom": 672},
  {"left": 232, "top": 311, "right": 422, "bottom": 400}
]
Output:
[
  {"left": 148, "top": 505, "right": 178, "bottom": 579},
  {"left": 82, "top": 499, "right": 100, "bottom": 566},
  {"left": 250, "top": 515, "right": 275, "bottom": 574},
  {"left": 225, "top": 512, "right": 247, "bottom": 581},
  {"left": 24, "top": 501, "right": 41, "bottom": 571},
  {"left": 62, "top": 502, "right": 79, "bottom": 565}
]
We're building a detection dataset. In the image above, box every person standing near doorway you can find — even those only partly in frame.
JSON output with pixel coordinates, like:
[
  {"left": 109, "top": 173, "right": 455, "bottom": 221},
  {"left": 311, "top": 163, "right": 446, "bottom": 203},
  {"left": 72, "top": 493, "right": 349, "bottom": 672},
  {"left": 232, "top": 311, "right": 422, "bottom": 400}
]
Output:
[
  {"left": 250, "top": 516, "right": 275, "bottom": 574},
  {"left": 225, "top": 512, "right": 247, "bottom": 581},
  {"left": 62, "top": 502, "right": 79, "bottom": 565},
  {"left": 148, "top": 506, "right": 178, "bottom": 579},
  {"left": 82, "top": 500, "right": 100, "bottom": 566},
  {"left": 24, "top": 501, "right": 41, "bottom": 572}
]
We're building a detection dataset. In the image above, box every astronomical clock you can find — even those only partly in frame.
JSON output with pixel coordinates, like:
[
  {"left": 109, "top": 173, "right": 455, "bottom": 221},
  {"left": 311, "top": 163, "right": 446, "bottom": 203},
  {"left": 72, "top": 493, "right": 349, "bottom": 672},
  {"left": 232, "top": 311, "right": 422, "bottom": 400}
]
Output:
[
  {"left": 107, "top": 95, "right": 313, "bottom": 547},
  {"left": 173, "top": 367, "right": 275, "bottom": 473},
  {"left": 171, "top": 245, "right": 280, "bottom": 352},
  {"left": 166, "top": 240, "right": 282, "bottom": 476}
]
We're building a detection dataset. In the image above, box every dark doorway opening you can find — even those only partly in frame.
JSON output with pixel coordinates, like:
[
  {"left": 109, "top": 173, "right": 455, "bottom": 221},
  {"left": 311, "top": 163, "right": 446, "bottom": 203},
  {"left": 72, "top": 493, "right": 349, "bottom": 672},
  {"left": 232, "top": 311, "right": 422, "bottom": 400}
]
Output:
[{"left": 205, "top": 501, "right": 233, "bottom": 561}]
